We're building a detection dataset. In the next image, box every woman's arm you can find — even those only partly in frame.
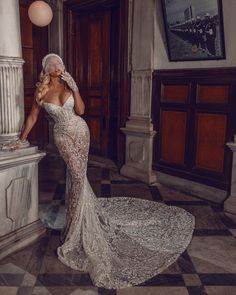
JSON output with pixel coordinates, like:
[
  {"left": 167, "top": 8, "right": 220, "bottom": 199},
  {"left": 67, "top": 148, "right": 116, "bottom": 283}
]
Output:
[
  {"left": 19, "top": 97, "right": 41, "bottom": 141},
  {"left": 0, "top": 94, "right": 41, "bottom": 151}
]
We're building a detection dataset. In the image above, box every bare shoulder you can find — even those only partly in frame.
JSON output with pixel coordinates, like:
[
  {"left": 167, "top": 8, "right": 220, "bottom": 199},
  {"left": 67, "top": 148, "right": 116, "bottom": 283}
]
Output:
[{"left": 34, "top": 88, "right": 44, "bottom": 107}]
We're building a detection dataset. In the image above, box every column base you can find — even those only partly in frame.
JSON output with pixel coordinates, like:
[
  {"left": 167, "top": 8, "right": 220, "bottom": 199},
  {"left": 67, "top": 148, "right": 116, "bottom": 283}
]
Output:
[
  {"left": 224, "top": 194, "right": 236, "bottom": 216},
  {"left": 0, "top": 134, "right": 30, "bottom": 147},
  {"left": 0, "top": 219, "right": 46, "bottom": 260},
  {"left": 156, "top": 170, "right": 227, "bottom": 203},
  {"left": 120, "top": 164, "right": 157, "bottom": 184},
  {"left": 0, "top": 145, "right": 43, "bottom": 162},
  {"left": 120, "top": 124, "right": 157, "bottom": 185}
]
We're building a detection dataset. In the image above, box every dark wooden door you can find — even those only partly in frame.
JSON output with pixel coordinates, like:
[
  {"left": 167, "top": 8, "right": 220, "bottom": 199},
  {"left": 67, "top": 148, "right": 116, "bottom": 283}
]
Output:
[
  {"left": 75, "top": 10, "right": 111, "bottom": 156},
  {"left": 64, "top": 0, "right": 130, "bottom": 165},
  {"left": 19, "top": 0, "right": 49, "bottom": 148}
]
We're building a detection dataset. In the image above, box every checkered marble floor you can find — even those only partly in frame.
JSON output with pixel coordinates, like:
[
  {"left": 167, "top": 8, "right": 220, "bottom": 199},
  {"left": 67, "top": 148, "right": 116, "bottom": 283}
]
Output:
[{"left": 0, "top": 161, "right": 236, "bottom": 295}]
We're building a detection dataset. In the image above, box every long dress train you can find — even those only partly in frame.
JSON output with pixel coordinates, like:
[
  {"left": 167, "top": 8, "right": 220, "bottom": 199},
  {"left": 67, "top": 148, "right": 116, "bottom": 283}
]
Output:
[{"left": 40, "top": 94, "right": 195, "bottom": 289}]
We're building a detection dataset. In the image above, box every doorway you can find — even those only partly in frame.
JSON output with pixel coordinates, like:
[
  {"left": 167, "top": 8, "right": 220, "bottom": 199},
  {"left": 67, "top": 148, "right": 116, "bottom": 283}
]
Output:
[{"left": 64, "top": 0, "right": 130, "bottom": 167}]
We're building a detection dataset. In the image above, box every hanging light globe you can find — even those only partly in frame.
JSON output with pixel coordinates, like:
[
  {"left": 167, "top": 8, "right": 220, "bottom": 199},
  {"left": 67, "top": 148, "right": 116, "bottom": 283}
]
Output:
[{"left": 28, "top": 1, "right": 53, "bottom": 27}]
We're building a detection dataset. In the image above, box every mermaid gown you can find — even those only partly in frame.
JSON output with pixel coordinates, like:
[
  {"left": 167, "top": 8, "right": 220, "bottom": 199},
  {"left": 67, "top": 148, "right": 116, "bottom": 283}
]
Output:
[{"left": 41, "top": 94, "right": 195, "bottom": 289}]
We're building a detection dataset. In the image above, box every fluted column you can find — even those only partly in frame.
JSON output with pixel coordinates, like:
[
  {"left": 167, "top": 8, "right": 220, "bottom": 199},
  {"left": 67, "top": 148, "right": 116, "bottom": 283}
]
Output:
[
  {"left": 120, "top": 0, "right": 157, "bottom": 184},
  {"left": 0, "top": 57, "right": 25, "bottom": 143},
  {"left": 0, "top": 0, "right": 26, "bottom": 145}
]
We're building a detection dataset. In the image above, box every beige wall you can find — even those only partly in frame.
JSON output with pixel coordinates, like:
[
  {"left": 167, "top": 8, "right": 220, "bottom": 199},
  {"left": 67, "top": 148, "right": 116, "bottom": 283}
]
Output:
[{"left": 154, "top": 0, "right": 236, "bottom": 69}]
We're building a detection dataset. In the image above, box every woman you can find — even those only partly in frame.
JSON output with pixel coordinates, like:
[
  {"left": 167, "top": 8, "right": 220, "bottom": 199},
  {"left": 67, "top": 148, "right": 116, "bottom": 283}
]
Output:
[{"left": 1, "top": 53, "right": 195, "bottom": 289}]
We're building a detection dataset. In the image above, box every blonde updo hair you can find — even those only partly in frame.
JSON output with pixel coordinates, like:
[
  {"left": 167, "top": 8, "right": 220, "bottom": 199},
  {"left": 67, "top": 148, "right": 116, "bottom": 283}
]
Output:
[
  {"left": 35, "top": 70, "right": 51, "bottom": 105},
  {"left": 35, "top": 53, "right": 65, "bottom": 105}
]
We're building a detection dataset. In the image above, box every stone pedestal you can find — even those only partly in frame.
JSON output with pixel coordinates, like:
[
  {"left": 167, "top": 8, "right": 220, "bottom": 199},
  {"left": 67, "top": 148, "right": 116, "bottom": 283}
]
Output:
[
  {"left": 224, "top": 136, "right": 236, "bottom": 216},
  {"left": 120, "top": 70, "right": 157, "bottom": 184},
  {"left": 120, "top": 126, "right": 157, "bottom": 183},
  {"left": 0, "top": 147, "right": 46, "bottom": 259}
]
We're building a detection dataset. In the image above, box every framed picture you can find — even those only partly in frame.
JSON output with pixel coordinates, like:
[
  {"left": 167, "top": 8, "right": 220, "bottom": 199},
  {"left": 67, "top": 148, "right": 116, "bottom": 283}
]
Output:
[{"left": 161, "top": 0, "right": 226, "bottom": 61}]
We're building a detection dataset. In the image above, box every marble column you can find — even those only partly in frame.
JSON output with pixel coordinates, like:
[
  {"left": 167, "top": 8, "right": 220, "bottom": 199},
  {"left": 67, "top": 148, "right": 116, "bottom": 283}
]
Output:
[
  {"left": 0, "top": 0, "right": 46, "bottom": 259},
  {"left": 48, "top": 0, "right": 64, "bottom": 57},
  {"left": 120, "top": 0, "right": 157, "bottom": 184},
  {"left": 224, "top": 135, "right": 236, "bottom": 218},
  {"left": 0, "top": 0, "right": 25, "bottom": 145}
]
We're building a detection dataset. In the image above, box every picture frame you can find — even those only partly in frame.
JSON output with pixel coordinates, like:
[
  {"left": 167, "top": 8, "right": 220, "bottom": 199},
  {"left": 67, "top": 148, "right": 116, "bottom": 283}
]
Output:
[{"left": 161, "top": 0, "right": 226, "bottom": 61}]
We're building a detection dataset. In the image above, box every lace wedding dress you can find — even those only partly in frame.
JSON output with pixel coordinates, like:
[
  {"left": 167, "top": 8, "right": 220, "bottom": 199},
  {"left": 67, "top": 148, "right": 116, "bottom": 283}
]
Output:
[{"left": 41, "top": 94, "right": 195, "bottom": 289}]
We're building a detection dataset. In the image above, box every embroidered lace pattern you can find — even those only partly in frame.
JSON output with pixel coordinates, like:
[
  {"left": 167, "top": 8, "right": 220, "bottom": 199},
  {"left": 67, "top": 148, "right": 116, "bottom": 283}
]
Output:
[{"left": 41, "top": 95, "right": 195, "bottom": 289}]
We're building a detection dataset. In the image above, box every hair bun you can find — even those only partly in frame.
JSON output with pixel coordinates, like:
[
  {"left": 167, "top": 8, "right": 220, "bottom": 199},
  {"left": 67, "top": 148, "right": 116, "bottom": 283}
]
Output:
[{"left": 42, "top": 53, "right": 64, "bottom": 70}]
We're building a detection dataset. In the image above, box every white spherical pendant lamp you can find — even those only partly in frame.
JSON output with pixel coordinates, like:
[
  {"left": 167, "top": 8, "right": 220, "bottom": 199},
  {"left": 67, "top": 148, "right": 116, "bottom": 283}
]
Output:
[{"left": 28, "top": 1, "right": 53, "bottom": 27}]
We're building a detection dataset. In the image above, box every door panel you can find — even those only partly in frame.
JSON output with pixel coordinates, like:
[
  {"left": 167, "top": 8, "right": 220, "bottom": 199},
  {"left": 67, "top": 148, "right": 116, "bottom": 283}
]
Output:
[
  {"left": 161, "top": 84, "right": 189, "bottom": 103},
  {"left": 160, "top": 110, "right": 187, "bottom": 165},
  {"left": 195, "top": 113, "right": 227, "bottom": 173},
  {"left": 197, "top": 84, "right": 230, "bottom": 104},
  {"left": 75, "top": 10, "right": 110, "bottom": 156},
  {"left": 88, "top": 18, "right": 103, "bottom": 88}
]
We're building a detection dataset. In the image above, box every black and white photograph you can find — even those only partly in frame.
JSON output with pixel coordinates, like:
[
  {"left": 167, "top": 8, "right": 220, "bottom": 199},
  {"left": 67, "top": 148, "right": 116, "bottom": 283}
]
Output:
[{"left": 161, "top": 0, "right": 226, "bottom": 61}]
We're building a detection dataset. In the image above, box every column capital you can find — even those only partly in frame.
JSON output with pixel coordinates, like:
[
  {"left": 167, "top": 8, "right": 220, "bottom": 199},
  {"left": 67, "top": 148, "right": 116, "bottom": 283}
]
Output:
[
  {"left": 0, "top": 55, "right": 25, "bottom": 144},
  {"left": 226, "top": 135, "right": 236, "bottom": 152},
  {"left": 226, "top": 142, "right": 236, "bottom": 152},
  {"left": 47, "top": 0, "right": 63, "bottom": 12},
  {"left": 0, "top": 56, "right": 24, "bottom": 66}
]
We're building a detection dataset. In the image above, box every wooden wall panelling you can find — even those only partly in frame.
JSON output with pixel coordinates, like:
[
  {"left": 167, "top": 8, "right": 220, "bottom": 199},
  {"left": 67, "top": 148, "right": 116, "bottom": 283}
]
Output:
[
  {"left": 192, "top": 81, "right": 232, "bottom": 182},
  {"left": 197, "top": 84, "right": 230, "bottom": 104},
  {"left": 161, "top": 83, "right": 189, "bottom": 103},
  {"left": 195, "top": 112, "right": 227, "bottom": 173},
  {"left": 152, "top": 68, "right": 236, "bottom": 191},
  {"left": 154, "top": 80, "right": 192, "bottom": 170},
  {"left": 160, "top": 110, "right": 187, "bottom": 165}
]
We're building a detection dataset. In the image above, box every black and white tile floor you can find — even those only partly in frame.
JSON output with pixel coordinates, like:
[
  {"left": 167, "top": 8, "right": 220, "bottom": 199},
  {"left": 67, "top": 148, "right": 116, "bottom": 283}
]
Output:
[{"left": 1, "top": 161, "right": 236, "bottom": 295}]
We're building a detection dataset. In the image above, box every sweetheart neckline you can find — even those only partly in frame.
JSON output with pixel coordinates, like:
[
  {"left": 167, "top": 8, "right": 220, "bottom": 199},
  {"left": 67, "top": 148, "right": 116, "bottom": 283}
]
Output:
[{"left": 43, "top": 94, "right": 73, "bottom": 108}]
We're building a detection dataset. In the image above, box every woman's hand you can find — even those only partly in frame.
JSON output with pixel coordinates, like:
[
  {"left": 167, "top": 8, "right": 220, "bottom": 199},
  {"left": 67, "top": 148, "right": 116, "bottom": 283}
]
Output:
[
  {"left": 61, "top": 71, "right": 78, "bottom": 92},
  {"left": 0, "top": 139, "right": 25, "bottom": 151},
  {"left": 61, "top": 71, "right": 85, "bottom": 115}
]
